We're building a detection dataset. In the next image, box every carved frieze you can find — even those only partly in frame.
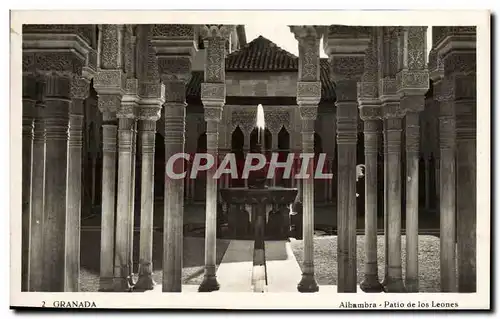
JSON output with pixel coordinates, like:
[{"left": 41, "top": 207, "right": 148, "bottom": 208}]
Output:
[
  {"left": 23, "top": 52, "right": 84, "bottom": 76},
  {"left": 204, "top": 106, "right": 223, "bottom": 122},
  {"left": 330, "top": 56, "right": 365, "bottom": 79},
  {"left": 405, "top": 27, "right": 427, "bottom": 71},
  {"left": 98, "top": 95, "right": 122, "bottom": 114},
  {"left": 264, "top": 110, "right": 291, "bottom": 133},
  {"left": 94, "top": 69, "right": 126, "bottom": 95},
  {"left": 151, "top": 24, "right": 194, "bottom": 38},
  {"left": 157, "top": 57, "right": 192, "bottom": 83},
  {"left": 298, "top": 106, "right": 318, "bottom": 121},
  {"left": 290, "top": 25, "right": 324, "bottom": 82},
  {"left": 22, "top": 24, "right": 95, "bottom": 48},
  {"left": 201, "top": 82, "right": 225, "bottom": 103},
  {"left": 396, "top": 70, "right": 429, "bottom": 96}
]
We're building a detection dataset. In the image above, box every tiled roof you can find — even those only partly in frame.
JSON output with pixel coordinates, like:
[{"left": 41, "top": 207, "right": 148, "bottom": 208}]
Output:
[
  {"left": 226, "top": 36, "right": 298, "bottom": 71},
  {"left": 185, "top": 36, "right": 336, "bottom": 103}
]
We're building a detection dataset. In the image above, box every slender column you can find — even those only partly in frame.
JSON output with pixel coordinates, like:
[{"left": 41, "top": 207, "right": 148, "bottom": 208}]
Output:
[
  {"left": 298, "top": 109, "right": 319, "bottom": 292},
  {"left": 425, "top": 156, "right": 430, "bottom": 210},
  {"left": 41, "top": 74, "right": 72, "bottom": 292},
  {"left": 438, "top": 81, "right": 457, "bottom": 292},
  {"left": 151, "top": 24, "right": 196, "bottom": 292},
  {"left": 65, "top": 76, "right": 91, "bottom": 292},
  {"left": 358, "top": 28, "right": 383, "bottom": 292},
  {"left": 455, "top": 70, "right": 476, "bottom": 293},
  {"left": 198, "top": 24, "right": 234, "bottom": 292},
  {"left": 135, "top": 117, "right": 160, "bottom": 290},
  {"left": 360, "top": 118, "right": 383, "bottom": 292},
  {"left": 114, "top": 114, "right": 135, "bottom": 291},
  {"left": 22, "top": 74, "right": 36, "bottom": 291},
  {"left": 94, "top": 24, "right": 127, "bottom": 291},
  {"left": 396, "top": 26, "right": 429, "bottom": 292},
  {"left": 384, "top": 113, "right": 406, "bottom": 292},
  {"left": 381, "top": 120, "right": 389, "bottom": 287},
  {"left": 324, "top": 25, "right": 370, "bottom": 293},
  {"left": 128, "top": 119, "right": 138, "bottom": 278},
  {"left": 28, "top": 102, "right": 46, "bottom": 292},
  {"left": 434, "top": 28, "right": 477, "bottom": 292},
  {"left": 404, "top": 110, "right": 422, "bottom": 292},
  {"left": 98, "top": 111, "right": 118, "bottom": 291},
  {"left": 291, "top": 25, "right": 325, "bottom": 293},
  {"left": 134, "top": 24, "right": 165, "bottom": 290}
]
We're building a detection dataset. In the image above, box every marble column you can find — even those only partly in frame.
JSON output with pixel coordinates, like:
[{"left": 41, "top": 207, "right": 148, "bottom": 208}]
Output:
[
  {"left": 324, "top": 25, "right": 370, "bottom": 293},
  {"left": 21, "top": 74, "right": 36, "bottom": 291},
  {"left": 384, "top": 112, "right": 406, "bottom": 292},
  {"left": 454, "top": 61, "right": 476, "bottom": 294},
  {"left": 396, "top": 26, "right": 429, "bottom": 292},
  {"left": 199, "top": 24, "right": 234, "bottom": 292},
  {"left": 135, "top": 116, "right": 159, "bottom": 290},
  {"left": 358, "top": 28, "right": 383, "bottom": 292},
  {"left": 135, "top": 24, "right": 165, "bottom": 291},
  {"left": 40, "top": 73, "right": 72, "bottom": 292},
  {"left": 152, "top": 24, "right": 196, "bottom": 292},
  {"left": 114, "top": 110, "right": 135, "bottom": 291},
  {"left": 65, "top": 76, "right": 91, "bottom": 292},
  {"left": 360, "top": 118, "right": 383, "bottom": 292},
  {"left": 381, "top": 120, "right": 389, "bottom": 287},
  {"left": 436, "top": 28, "right": 477, "bottom": 292},
  {"left": 291, "top": 25, "right": 325, "bottom": 293},
  {"left": 129, "top": 119, "right": 138, "bottom": 279},
  {"left": 28, "top": 103, "right": 46, "bottom": 292},
  {"left": 376, "top": 27, "right": 406, "bottom": 293},
  {"left": 93, "top": 24, "right": 127, "bottom": 291}
]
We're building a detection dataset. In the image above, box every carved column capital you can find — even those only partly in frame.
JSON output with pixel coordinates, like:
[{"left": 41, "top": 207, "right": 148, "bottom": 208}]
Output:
[
  {"left": 359, "top": 105, "right": 381, "bottom": 121},
  {"left": 137, "top": 106, "right": 161, "bottom": 122},
  {"left": 199, "top": 24, "right": 235, "bottom": 40}
]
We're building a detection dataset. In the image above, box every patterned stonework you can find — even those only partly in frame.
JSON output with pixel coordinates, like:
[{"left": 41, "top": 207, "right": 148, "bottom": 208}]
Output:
[
  {"left": 201, "top": 83, "right": 225, "bottom": 103},
  {"left": 204, "top": 37, "right": 226, "bottom": 83},
  {"left": 405, "top": 27, "right": 427, "bottom": 70},
  {"left": 297, "top": 82, "right": 321, "bottom": 100},
  {"left": 137, "top": 106, "right": 161, "bottom": 121},
  {"left": 151, "top": 24, "right": 194, "bottom": 38},
  {"left": 331, "top": 56, "right": 365, "bottom": 80},
  {"left": 359, "top": 105, "right": 381, "bottom": 121},
  {"left": 99, "top": 25, "right": 124, "bottom": 70},
  {"left": 157, "top": 57, "right": 192, "bottom": 83},
  {"left": 290, "top": 26, "right": 324, "bottom": 83},
  {"left": 98, "top": 95, "right": 122, "bottom": 114},
  {"left": 23, "top": 52, "right": 84, "bottom": 76},
  {"left": 70, "top": 76, "right": 91, "bottom": 100},
  {"left": 231, "top": 110, "right": 257, "bottom": 134},
  {"left": 299, "top": 106, "right": 318, "bottom": 121},
  {"left": 199, "top": 24, "right": 235, "bottom": 40},
  {"left": 264, "top": 110, "right": 291, "bottom": 134},
  {"left": 204, "top": 107, "right": 223, "bottom": 122},
  {"left": 164, "top": 80, "right": 188, "bottom": 104}
]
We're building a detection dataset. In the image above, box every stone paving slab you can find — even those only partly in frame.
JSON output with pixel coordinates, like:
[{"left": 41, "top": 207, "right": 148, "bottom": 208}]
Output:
[
  {"left": 216, "top": 240, "right": 255, "bottom": 292},
  {"left": 265, "top": 240, "right": 303, "bottom": 292}
]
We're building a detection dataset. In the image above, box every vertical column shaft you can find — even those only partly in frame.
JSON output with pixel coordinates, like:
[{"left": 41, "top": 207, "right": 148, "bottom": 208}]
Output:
[
  {"left": 136, "top": 120, "right": 157, "bottom": 290},
  {"left": 21, "top": 97, "right": 35, "bottom": 291},
  {"left": 99, "top": 113, "right": 118, "bottom": 291},
  {"left": 385, "top": 116, "right": 405, "bottom": 292},
  {"left": 405, "top": 111, "right": 420, "bottom": 292},
  {"left": 439, "top": 95, "right": 457, "bottom": 292},
  {"left": 336, "top": 102, "right": 358, "bottom": 293},
  {"left": 64, "top": 97, "right": 85, "bottom": 292},
  {"left": 28, "top": 103, "right": 46, "bottom": 292},
  {"left": 114, "top": 117, "right": 134, "bottom": 291},
  {"left": 360, "top": 119, "right": 383, "bottom": 292},
  {"left": 163, "top": 101, "right": 186, "bottom": 292},
  {"left": 41, "top": 75, "right": 71, "bottom": 292},
  {"left": 129, "top": 120, "right": 138, "bottom": 277}
]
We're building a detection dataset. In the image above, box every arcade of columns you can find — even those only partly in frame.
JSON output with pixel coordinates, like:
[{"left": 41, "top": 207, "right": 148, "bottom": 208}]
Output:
[{"left": 21, "top": 24, "right": 476, "bottom": 293}]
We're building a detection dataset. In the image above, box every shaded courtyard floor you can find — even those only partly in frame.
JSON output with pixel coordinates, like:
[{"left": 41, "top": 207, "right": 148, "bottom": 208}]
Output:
[
  {"left": 79, "top": 229, "right": 442, "bottom": 292},
  {"left": 290, "top": 235, "right": 442, "bottom": 292}
]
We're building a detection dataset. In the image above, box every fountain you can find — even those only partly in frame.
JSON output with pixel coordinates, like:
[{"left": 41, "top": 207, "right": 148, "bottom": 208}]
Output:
[{"left": 219, "top": 104, "right": 298, "bottom": 292}]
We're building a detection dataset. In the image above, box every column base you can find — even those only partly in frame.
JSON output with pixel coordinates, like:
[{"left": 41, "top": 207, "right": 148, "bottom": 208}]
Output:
[
  {"left": 297, "top": 273, "right": 319, "bottom": 293},
  {"left": 405, "top": 278, "right": 419, "bottom": 293},
  {"left": 384, "top": 277, "right": 406, "bottom": 293},
  {"left": 134, "top": 273, "right": 156, "bottom": 291},
  {"left": 360, "top": 276, "right": 384, "bottom": 293},
  {"left": 198, "top": 274, "right": 220, "bottom": 292},
  {"left": 98, "top": 277, "right": 115, "bottom": 292},
  {"left": 113, "top": 277, "right": 134, "bottom": 292}
]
